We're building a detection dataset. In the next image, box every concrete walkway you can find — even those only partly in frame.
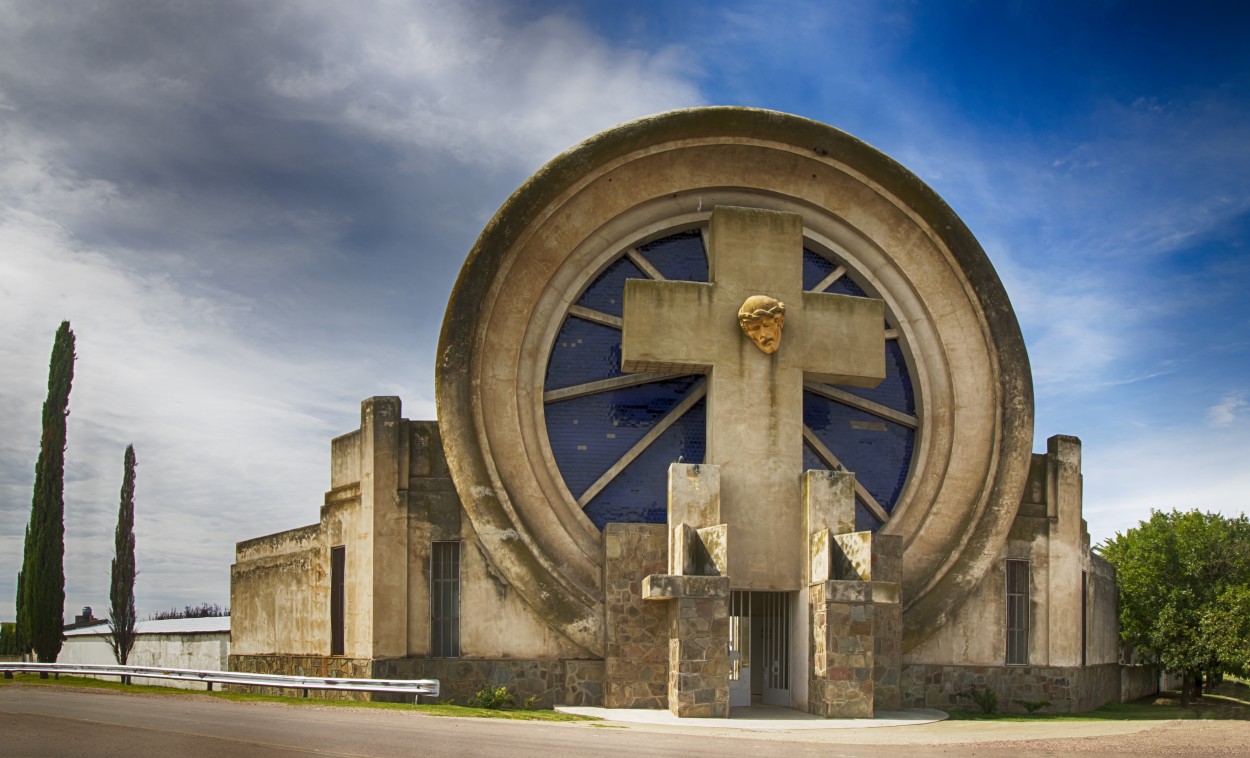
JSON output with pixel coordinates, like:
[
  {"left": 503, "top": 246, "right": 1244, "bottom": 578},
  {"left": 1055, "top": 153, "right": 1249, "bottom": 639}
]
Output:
[{"left": 556, "top": 703, "right": 948, "bottom": 730}]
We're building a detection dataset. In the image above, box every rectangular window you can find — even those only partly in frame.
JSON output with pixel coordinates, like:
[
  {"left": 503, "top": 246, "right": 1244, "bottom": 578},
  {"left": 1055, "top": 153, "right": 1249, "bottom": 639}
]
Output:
[
  {"left": 1081, "top": 570, "right": 1089, "bottom": 667},
  {"left": 330, "top": 545, "right": 346, "bottom": 656},
  {"left": 1005, "top": 559, "right": 1029, "bottom": 666},
  {"left": 431, "top": 541, "right": 461, "bottom": 658}
]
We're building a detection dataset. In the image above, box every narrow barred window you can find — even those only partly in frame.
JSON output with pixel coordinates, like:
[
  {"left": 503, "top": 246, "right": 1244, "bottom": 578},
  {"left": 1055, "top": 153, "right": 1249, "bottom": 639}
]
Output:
[
  {"left": 1005, "top": 559, "right": 1029, "bottom": 665},
  {"left": 431, "top": 542, "right": 461, "bottom": 658},
  {"left": 330, "top": 546, "right": 345, "bottom": 656}
]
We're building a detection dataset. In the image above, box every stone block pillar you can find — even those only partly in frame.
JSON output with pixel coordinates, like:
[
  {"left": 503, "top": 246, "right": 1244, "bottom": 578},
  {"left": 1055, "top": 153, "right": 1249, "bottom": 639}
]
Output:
[
  {"left": 641, "top": 462, "right": 732, "bottom": 718},
  {"left": 644, "top": 575, "right": 732, "bottom": 717},
  {"left": 810, "top": 580, "right": 875, "bottom": 718},
  {"left": 871, "top": 534, "right": 903, "bottom": 711},
  {"left": 803, "top": 470, "right": 902, "bottom": 718}
]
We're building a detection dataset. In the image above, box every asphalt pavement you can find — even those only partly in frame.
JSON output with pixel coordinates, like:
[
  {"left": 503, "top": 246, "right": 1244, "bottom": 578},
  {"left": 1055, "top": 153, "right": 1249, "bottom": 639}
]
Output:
[{"left": 0, "top": 685, "right": 1223, "bottom": 758}]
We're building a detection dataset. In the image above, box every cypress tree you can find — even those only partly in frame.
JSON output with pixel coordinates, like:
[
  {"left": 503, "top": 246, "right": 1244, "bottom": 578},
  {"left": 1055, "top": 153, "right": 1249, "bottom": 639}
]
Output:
[
  {"left": 21, "top": 320, "right": 75, "bottom": 664},
  {"left": 14, "top": 553, "right": 26, "bottom": 657},
  {"left": 108, "top": 445, "right": 138, "bottom": 667}
]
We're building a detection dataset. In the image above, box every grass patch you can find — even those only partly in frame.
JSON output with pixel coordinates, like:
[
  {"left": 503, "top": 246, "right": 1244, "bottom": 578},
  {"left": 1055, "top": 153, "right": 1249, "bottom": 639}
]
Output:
[
  {"left": 0, "top": 673, "right": 596, "bottom": 722},
  {"left": 946, "top": 681, "right": 1250, "bottom": 722}
]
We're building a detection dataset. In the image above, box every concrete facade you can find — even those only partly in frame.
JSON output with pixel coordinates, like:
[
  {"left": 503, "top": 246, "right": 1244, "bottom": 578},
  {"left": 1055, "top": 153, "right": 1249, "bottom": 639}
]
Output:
[{"left": 230, "top": 108, "right": 1125, "bottom": 715}]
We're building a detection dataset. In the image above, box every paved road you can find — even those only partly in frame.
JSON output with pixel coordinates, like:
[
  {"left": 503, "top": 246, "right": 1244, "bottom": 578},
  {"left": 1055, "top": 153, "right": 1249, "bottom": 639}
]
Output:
[{"left": 2, "top": 686, "right": 1243, "bottom": 757}]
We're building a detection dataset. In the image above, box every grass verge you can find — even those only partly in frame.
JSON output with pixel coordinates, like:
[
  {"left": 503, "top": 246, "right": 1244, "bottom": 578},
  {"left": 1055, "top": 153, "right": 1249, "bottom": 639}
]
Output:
[
  {"left": 0, "top": 673, "right": 596, "bottom": 722},
  {"left": 946, "top": 681, "right": 1250, "bottom": 722}
]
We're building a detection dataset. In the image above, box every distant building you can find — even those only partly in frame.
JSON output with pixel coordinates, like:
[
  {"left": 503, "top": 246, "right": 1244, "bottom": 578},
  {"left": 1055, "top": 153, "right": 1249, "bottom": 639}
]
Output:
[
  {"left": 63, "top": 606, "right": 104, "bottom": 631},
  {"left": 60, "top": 617, "right": 231, "bottom": 687}
]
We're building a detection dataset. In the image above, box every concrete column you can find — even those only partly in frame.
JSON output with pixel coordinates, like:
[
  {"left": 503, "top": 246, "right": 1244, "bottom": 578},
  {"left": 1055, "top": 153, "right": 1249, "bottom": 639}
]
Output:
[
  {"left": 1046, "top": 435, "right": 1083, "bottom": 666},
  {"left": 360, "top": 397, "right": 408, "bottom": 660}
]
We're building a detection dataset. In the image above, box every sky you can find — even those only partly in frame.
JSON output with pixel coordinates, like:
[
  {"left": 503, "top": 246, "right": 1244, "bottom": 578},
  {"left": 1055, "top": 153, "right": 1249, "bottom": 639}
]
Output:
[{"left": 1, "top": 0, "right": 1248, "bottom": 621}]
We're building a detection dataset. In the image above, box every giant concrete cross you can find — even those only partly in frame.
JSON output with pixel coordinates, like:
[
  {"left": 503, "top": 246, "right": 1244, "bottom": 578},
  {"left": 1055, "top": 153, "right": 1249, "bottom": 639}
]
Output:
[{"left": 622, "top": 206, "right": 886, "bottom": 588}]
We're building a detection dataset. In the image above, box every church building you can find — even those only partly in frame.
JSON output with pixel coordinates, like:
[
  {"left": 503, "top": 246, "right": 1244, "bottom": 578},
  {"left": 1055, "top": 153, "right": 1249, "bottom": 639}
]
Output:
[{"left": 230, "top": 108, "right": 1123, "bottom": 717}]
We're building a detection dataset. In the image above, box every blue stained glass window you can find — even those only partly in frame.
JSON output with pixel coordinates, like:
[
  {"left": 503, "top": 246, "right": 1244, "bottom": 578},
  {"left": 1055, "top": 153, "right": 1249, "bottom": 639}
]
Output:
[
  {"left": 545, "top": 231, "right": 916, "bottom": 533},
  {"left": 546, "top": 376, "right": 703, "bottom": 500},
  {"left": 578, "top": 257, "right": 646, "bottom": 318},
  {"left": 825, "top": 340, "right": 915, "bottom": 415},
  {"left": 544, "top": 317, "right": 623, "bottom": 391},
  {"left": 583, "top": 398, "right": 706, "bottom": 529},
  {"left": 639, "top": 230, "right": 709, "bottom": 282},
  {"left": 802, "top": 248, "right": 838, "bottom": 291},
  {"left": 802, "top": 391, "right": 914, "bottom": 513}
]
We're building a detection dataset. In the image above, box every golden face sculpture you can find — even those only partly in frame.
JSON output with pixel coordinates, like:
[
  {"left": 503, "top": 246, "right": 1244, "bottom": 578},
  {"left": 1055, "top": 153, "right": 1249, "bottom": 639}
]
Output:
[{"left": 738, "top": 295, "right": 786, "bottom": 354}]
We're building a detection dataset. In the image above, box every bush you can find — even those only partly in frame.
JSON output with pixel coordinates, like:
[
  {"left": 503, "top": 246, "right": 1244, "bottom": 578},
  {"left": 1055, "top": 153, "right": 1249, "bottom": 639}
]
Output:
[
  {"left": 960, "top": 686, "right": 999, "bottom": 714},
  {"left": 467, "top": 684, "right": 515, "bottom": 710}
]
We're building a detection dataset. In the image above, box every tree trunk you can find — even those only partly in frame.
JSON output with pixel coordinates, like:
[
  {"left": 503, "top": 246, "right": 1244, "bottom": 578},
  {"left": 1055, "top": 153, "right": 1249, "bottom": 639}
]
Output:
[{"left": 1180, "top": 672, "right": 1193, "bottom": 706}]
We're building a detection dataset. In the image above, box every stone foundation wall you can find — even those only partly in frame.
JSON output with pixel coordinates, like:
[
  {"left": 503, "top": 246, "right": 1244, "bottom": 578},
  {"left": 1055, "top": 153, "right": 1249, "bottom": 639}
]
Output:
[
  {"left": 1120, "top": 664, "right": 1159, "bottom": 702},
  {"left": 603, "top": 524, "right": 669, "bottom": 708},
  {"left": 229, "top": 654, "right": 372, "bottom": 700},
  {"left": 376, "top": 658, "right": 604, "bottom": 707},
  {"left": 899, "top": 663, "right": 1123, "bottom": 713},
  {"left": 873, "top": 599, "right": 902, "bottom": 710},
  {"left": 230, "top": 654, "right": 604, "bottom": 707}
]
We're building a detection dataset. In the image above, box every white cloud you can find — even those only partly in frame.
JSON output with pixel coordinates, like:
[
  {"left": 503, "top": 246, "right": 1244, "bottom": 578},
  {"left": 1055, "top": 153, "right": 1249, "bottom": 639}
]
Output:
[
  {"left": 1084, "top": 425, "right": 1250, "bottom": 544},
  {"left": 1209, "top": 391, "right": 1248, "bottom": 427},
  {"left": 261, "top": 0, "right": 703, "bottom": 171},
  {"left": 0, "top": 0, "right": 706, "bottom": 621},
  {"left": 0, "top": 209, "right": 366, "bottom": 618}
]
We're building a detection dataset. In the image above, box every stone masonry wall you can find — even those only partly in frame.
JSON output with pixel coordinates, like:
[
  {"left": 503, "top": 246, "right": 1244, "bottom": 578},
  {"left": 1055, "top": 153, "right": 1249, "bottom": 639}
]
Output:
[
  {"left": 809, "top": 581, "right": 875, "bottom": 718},
  {"left": 666, "top": 591, "right": 731, "bottom": 717},
  {"left": 231, "top": 654, "right": 604, "bottom": 707},
  {"left": 873, "top": 599, "right": 902, "bottom": 710},
  {"left": 603, "top": 524, "right": 669, "bottom": 708},
  {"left": 899, "top": 662, "right": 1122, "bottom": 713},
  {"left": 376, "top": 658, "right": 604, "bottom": 707},
  {"left": 871, "top": 535, "right": 902, "bottom": 711},
  {"left": 229, "top": 654, "right": 372, "bottom": 700}
]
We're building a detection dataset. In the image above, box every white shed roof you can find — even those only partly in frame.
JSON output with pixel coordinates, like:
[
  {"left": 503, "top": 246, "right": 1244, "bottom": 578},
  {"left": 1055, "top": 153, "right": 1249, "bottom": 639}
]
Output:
[{"left": 64, "top": 616, "right": 230, "bottom": 636}]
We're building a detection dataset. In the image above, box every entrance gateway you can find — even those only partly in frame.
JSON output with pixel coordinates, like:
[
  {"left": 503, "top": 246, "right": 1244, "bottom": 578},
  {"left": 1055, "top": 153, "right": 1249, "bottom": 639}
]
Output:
[
  {"left": 230, "top": 107, "right": 1123, "bottom": 719},
  {"left": 729, "top": 591, "right": 793, "bottom": 707}
]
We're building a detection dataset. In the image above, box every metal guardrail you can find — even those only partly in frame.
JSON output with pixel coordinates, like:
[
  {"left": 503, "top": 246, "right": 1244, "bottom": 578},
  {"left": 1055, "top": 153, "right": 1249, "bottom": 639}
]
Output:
[{"left": 0, "top": 662, "right": 439, "bottom": 702}]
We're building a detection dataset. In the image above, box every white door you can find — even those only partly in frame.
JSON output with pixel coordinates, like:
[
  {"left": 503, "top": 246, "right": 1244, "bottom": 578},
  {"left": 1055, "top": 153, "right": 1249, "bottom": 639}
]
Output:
[{"left": 729, "top": 591, "right": 751, "bottom": 707}]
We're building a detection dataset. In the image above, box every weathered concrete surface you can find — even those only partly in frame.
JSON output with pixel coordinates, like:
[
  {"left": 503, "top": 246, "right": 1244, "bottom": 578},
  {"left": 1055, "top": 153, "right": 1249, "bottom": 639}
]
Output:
[
  {"left": 622, "top": 206, "right": 884, "bottom": 590},
  {"left": 231, "top": 403, "right": 593, "bottom": 667},
  {"left": 434, "top": 107, "right": 1034, "bottom": 655},
  {"left": 904, "top": 436, "right": 1117, "bottom": 671}
]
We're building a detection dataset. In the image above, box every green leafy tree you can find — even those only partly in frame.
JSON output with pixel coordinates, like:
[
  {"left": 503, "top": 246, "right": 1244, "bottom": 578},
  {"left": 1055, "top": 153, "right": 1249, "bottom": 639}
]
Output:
[
  {"left": 19, "top": 321, "right": 75, "bottom": 666},
  {"left": 1100, "top": 509, "right": 1250, "bottom": 704},
  {"left": 108, "top": 445, "right": 138, "bottom": 668},
  {"left": 1202, "top": 584, "right": 1250, "bottom": 676}
]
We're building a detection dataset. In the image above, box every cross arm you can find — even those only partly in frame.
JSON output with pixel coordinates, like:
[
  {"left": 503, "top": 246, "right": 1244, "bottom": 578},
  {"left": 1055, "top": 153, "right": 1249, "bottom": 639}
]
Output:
[
  {"left": 621, "top": 279, "right": 720, "bottom": 373},
  {"left": 794, "top": 291, "right": 886, "bottom": 387}
]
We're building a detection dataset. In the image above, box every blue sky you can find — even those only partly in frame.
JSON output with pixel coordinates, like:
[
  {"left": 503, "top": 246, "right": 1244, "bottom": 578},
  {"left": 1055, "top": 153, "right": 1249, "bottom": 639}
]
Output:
[{"left": 1, "top": 0, "right": 1247, "bottom": 620}]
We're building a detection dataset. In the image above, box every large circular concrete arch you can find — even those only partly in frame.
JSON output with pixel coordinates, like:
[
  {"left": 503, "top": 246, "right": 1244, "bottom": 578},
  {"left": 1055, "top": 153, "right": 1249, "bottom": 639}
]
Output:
[{"left": 436, "top": 107, "right": 1034, "bottom": 655}]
